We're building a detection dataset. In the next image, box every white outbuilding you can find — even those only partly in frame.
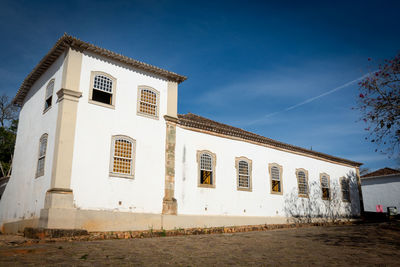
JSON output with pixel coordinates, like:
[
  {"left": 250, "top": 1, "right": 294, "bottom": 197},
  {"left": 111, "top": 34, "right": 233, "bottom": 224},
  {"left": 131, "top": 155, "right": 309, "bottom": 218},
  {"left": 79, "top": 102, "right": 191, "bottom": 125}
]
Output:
[
  {"left": 361, "top": 167, "right": 400, "bottom": 213},
  {"left": 0, "top": 34, "right": 363, "bottom": 233}
]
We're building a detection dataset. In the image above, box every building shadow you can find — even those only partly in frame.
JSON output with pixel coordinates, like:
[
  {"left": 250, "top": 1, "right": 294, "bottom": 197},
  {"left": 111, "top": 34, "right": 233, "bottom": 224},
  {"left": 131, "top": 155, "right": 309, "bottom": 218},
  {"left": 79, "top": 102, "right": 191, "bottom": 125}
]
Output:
[{"left": 283, "top": 171, "right": 360, "bottom": 223}]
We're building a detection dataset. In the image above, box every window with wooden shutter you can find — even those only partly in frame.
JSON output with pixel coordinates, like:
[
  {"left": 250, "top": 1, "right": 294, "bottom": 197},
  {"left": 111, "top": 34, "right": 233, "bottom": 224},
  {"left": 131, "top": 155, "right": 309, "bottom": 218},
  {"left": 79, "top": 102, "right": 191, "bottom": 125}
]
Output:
[
  {"left": 271, "top": 166, "right": 281, "bottom": 192},
  {"left": 137, "top": 86, "right": 159, "bottom": 119},
  {"left": 296, "top": 169, "right": 309, "bottom": 197},
  {"left": 269, "top": 163, "right": 283, "bottom": 195},
  {"left": 341, "top": 178, "right": 351, "bottom": 202},
  {"left": 110, "top": 135, "right": 136, "bottom": 178},
  {"left": 235, "top": 157, "right": 252, "bottom": 191},
  {"left": 197, "top": 150, "right": 216, "bottom": 188},
  {"left": 320, "top": 174, "right": 330, "bottom": 200},
  {"left": 36, "top": 134, "right": 48, "bottom": 177},
  {"left": 238, "top": 161, "right": 250, "bottom": 188},
  {"left": 200, "top": 153, "right": 213, "bottom": 185}
]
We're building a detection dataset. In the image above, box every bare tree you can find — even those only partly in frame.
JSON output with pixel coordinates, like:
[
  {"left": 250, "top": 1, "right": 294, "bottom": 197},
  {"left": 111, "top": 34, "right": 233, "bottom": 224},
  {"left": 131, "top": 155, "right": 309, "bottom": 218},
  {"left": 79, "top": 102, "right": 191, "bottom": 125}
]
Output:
[
  {"left": 357, "top": 54, "right": 400, "bottom": 156},
  {"left": 359, "top": 167, "right": 370, "bottom": 176}
]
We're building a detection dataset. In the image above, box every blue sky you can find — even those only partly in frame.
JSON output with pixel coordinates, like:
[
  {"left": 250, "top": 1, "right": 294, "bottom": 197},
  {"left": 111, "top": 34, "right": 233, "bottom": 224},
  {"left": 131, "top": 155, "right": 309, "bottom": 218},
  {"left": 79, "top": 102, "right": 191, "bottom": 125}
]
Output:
[{"left": 0, "top": 0, "right": 399, "bottom": 171}]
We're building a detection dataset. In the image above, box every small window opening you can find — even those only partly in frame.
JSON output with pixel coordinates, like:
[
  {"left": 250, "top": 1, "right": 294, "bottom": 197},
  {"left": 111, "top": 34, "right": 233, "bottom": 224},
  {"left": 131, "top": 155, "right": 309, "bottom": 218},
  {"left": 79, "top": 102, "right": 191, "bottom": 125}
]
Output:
[
  {"left": 321, "top": 175, "right": 330, "bottom": 200},
  {"left": 92, "top": 89, "right": 112, "bottom": 104},
  {"left": 271, "top": 166, "right": 281, "bottom": 192},
  {"left": 44, "top": 80, "right": 54, "bottom": 111},
  {"left": 45, "top": 97, "right": 52, "bottom": 109},
  {"left": 200, "top": 153, "right": 213, "bottom": 185},
  {"left": 92, "top": 75, "right": 113, "bottom": 105}
]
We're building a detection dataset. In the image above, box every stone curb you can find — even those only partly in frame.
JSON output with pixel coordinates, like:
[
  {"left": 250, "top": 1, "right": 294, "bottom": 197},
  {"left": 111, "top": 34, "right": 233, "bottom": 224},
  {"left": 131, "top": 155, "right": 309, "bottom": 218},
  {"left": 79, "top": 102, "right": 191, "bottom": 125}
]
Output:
[
  {"left": 24, "top": 228, "right": 88, "bottom": 239},
  {"left": 21, "top": 221, "right": 356, "bottom": 243}
]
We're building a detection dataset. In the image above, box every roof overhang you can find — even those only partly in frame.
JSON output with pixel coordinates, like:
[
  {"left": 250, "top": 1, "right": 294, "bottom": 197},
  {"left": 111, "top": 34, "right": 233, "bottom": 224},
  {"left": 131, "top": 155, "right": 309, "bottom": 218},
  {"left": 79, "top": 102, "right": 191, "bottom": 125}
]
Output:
[
  {"left": 13, "top": 34, "right": 187, "bottom": 106},
  {"left": 177, "top": 113, "right": 363, "bottom": 168},
  {"left": 361, "top": 173, "right": 400, "bottom": 180}
]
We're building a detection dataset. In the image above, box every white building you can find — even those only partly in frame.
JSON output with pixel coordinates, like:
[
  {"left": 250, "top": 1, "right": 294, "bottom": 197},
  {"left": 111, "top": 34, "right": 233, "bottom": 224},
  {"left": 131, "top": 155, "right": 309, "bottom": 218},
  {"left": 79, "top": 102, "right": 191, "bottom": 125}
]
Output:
[
  {"left": 0, "top": 34, "right": 363, "bottom": 233},
  {"left": 361, "top": 168, "right": 400, "bottom": 213}
]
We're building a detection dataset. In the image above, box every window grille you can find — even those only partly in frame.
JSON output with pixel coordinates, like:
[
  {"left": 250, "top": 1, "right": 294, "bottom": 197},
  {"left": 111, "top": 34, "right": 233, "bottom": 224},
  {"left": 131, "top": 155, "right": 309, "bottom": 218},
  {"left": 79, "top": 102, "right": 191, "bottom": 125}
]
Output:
[
  {"left": 297, "top": 171, "right": 308, "bottom": 196},
  {"left": 321, "top": 175, "right": 330, "bottom": 200},
  {"left": 112, "top": 138, "right": 133, "bottom": 175},
  {"left": 94, "top": 75, "right": 113, "bottom": 93},
  {"left": 44, "top": 80, "right": 54, "bottom": 110},
  {"left": 36, "top": 134, "right": 48, "bottom": 177},
  {"left": 92, "top": 74, "right": 113, "bottom": 105},
  {"left": 139, "top": 89, "right": 157, "bottom": 116},
  {"left": 271, "top": 166, "right": 281, "bottom": 192},
  {"left": 200, "top": 153, "right": 213, "bottom": 185},
  {"left": 238, "top": 160, "right": 249, "bottom": 188},
  {"left": 341, "top": 178, "right": 351, "bottom": 202}
]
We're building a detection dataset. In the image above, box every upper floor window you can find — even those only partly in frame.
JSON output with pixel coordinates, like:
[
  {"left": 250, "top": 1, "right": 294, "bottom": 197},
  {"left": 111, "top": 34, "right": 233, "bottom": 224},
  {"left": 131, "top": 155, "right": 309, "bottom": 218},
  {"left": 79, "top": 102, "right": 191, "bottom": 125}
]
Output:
[
  {"left": 340, "top": 177, "right": 351, "bottom": 202},
  {"left": 89, "top": 72, "right": 116, "bottom": 108},
  {"left": 236, "top": 157, "right": 252, "bottom": 191},
  {"left": 109, "top": 135, "right": 136, "bottom": 178},
  {"left": 269, "top": 163, "right": 283, "bottom": 194},
  {"left": 44, "top": 79, "right": 54, "bottom": 111},
  {"left": 197, "top": 150, "right": 216, "bottom": 188},
  {"left": 137, "top": 86, "right": 159, "bottom": 119},
  {"left": 36, "top": 134, "right": 48, "bottom": 177},
  {"left": 296, "top": 168, "right": 309, "bottom": 197},
  {"left": 320, "top": 173, "right": 330, "bottom": 200}
]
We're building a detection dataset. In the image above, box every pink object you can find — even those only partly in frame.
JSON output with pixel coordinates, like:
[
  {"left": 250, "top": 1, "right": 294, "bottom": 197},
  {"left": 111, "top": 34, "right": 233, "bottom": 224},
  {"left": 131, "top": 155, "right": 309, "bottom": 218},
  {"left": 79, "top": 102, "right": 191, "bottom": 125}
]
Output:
[{"left": 376, "top": 205, "right": 383, "bottom": 213}]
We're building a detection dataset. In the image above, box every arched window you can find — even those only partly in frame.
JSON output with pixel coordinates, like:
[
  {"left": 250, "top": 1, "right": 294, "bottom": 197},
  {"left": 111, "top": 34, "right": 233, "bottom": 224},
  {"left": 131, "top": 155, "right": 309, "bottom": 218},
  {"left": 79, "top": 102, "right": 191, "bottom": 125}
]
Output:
[
  {"left": 320, "top": 173, "right": 330, "bottom": 200},
  {"left": 200, "top": 153, "right": 213, "bottom": 185},
  {"left": 36, "top": 134, "right": 48, "bottom": 177},
  {"left": 238, "top": 161, "right": 249, "bottom": 188},
  {"left": 340, "top": 177, "right": 351, "bottom": 202},
  {"left": 269, "top": 163, "right": 282, "bottom": 194},
  {"left": 137, "top": 86, "right": 159, "bottom": 118},
  {"left": 197, "top": 150, "right": 216, "bottom": 188},
  {"left": 44, "top": 79, "right": 54, "bottom": 111},
  {"left": 235, "top": 157, "right": 252, "bottom": 191},
  {"left": 89, "top": 72, "right": 116, "bottom": 107},
  {"left": 296, "top": 169, "right": 309, "bottom": 197},
  {"left": 110, "top": 135, "right": 136, "bottom": 178}
]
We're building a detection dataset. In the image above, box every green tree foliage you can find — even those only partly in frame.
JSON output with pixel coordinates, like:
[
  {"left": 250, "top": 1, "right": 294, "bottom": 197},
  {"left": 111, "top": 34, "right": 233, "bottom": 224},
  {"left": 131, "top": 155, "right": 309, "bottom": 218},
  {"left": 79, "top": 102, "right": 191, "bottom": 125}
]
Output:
[{"left": 0, "top": 94, "right": 19, "bottom": 176}]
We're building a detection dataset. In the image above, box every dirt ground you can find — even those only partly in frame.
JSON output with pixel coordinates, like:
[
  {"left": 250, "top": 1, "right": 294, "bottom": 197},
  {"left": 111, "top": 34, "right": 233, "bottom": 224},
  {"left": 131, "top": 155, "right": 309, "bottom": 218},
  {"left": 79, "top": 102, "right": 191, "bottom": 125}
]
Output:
[{"left": 0, "top": 223, "right": 399, "bottom": 266}]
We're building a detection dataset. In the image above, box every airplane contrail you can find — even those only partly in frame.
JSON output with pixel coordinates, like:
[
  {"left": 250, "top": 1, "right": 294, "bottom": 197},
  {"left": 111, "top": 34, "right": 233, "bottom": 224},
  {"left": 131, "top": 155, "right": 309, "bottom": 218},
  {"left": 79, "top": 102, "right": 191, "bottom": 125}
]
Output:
[{"left": 247, "top": 71, "right": 374, "bottom": 125}]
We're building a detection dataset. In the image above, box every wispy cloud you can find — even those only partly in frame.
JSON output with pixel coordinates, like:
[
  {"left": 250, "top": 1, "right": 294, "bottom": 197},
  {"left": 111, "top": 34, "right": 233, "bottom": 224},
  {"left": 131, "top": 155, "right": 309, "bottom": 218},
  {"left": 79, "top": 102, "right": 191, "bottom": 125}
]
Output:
[
  {"left": 345, "top": 153, "right": 391, "bottom": 164},
  {"left": 194, "top": 64, "right": 345, "bottom": 107},
  {"left": 246, "top": 72, "right": 375, "bottom": 126}
]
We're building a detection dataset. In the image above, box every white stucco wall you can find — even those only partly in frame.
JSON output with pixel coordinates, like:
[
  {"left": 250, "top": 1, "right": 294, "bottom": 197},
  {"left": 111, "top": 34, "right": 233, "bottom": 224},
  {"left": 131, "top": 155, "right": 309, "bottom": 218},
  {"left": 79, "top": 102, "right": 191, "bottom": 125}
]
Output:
[
  {"left": 70, "top": 52, "right": 168, "bottom": 214},
  {"left": 175, "top": 127, "right": 360, "bottom": 218},
  {"left": 361, "top": 175, "right": 400, "bottom": 212},
  {"left": 1, "top": 47, "right": 362, "bottom": 231},
  {"left": 0, "top": 53, "right": 65, "bottom": 226}
]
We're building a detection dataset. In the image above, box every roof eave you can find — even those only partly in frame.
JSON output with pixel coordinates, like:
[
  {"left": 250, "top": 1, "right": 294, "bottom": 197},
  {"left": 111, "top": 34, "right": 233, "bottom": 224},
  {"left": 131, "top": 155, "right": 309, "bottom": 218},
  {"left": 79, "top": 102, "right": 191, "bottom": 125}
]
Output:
[
  {"left": 361, "top": 173, "right": 400, "bottom": 179},
  {"left": 13, "top": 34, "right": 187, "bottom": 106},
  {"left": 177, "top": 113, "right": 363, "bottom": 168}
]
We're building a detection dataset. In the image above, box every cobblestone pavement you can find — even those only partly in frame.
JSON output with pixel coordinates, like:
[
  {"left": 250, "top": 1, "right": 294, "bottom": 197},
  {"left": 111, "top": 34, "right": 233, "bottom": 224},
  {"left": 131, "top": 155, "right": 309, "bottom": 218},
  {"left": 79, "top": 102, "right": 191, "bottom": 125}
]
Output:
[{"left": 0, "top": 223, "right": 399, "bottom": 266}]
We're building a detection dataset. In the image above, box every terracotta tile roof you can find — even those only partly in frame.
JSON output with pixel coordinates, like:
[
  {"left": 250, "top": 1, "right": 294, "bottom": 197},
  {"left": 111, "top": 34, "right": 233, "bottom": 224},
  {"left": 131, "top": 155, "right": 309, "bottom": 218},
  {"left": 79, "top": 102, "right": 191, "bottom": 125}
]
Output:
[
  {"left": 13, "top": 34, "right": 187, "bottom": 105},
  {"left": 177, "top": 113, "right": 363, "bottom": 167},
  {"left": 361, "top": 167, "right": 400, "bottom": 178}
]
